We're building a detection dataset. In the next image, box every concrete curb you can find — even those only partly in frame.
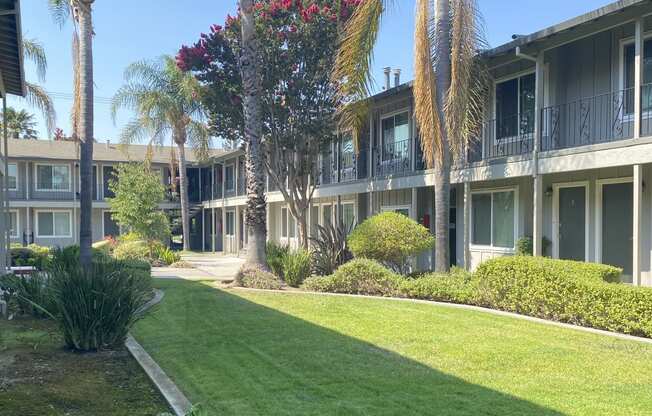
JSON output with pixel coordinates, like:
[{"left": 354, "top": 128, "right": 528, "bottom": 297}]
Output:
[
  {"left": 126, "top": 289, "right": 192, "bottom": 416},
  {"left": 230, "top": 287, "right": 652, "bottom": 345}
]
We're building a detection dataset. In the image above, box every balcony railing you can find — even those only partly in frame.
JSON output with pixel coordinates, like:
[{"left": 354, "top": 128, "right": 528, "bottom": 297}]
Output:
[
  {"left": 541, "top": 88, "right": 634, "bottom": 151},
  {"left": 640, "top": 84, "right": 652, "bottom": 137},
  {"left": 468, "top": 113, "right": 534, "bottom": 162},
  {"left": 374, "top": 138, "right": 412, "bottom": 177},
  {"left": 338, "top": 147, "right": 368, "bottom": 182}
]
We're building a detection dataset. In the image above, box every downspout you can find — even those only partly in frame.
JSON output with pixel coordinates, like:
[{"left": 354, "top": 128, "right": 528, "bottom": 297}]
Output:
[
  {"left": 3, "top": 95, "right": 9, "bottom": 269},
  {"left": 515, "top": 47, "right": 539, "bottom": 178}
]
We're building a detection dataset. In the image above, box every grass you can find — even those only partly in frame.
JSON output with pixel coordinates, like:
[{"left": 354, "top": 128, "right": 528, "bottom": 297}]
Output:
[
  {"left": 0, "top": 316, "right": 169, "bottom": 416},
  {"left": 133, "top": 279, "right": 652, "bottom": 415}
]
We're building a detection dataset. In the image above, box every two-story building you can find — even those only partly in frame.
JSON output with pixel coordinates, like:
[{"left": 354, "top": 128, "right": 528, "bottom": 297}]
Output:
[
  {"left": 194, "top": 0, "right": 652, "bottom": 287},
  {"left": 6, "top": 138, "right": 224, "bottom": 248}
]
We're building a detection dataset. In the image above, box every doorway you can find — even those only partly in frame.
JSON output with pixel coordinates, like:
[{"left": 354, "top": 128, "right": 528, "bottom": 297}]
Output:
[
  {"left": 553, "top": 182, "right": 588, "bottom": 261},
  {"left": 597, "top": 178, "right": 633, "bottom": 278}
]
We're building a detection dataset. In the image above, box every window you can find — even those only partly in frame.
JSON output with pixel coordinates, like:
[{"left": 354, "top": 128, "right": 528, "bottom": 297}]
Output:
[
  {"left": 381, "top": 111, "right": 409, "bottom": 161},
  {"left": 103, "top": 211, "right": 120, "bottom": 237},
  {"left": 8, "top": 211, "right": 18, "bottom": 237},
  {"left": 322, "top": 204, "right": 333, "bottom": 227},
  {"left": 281, "top": 207, "right": 288, "bottom": 238},
  {"left": 37, "top": 211, "right": 72, "bottom": 237},
  {"left": 7, "top": 163, "right": 17, "bottom": 190},
  {"left": 226, "top": 211, "right": 235, "bottom": 236},
  {"left": 225, "top": 164, "right": 235, "bottom": 191},
  {"left": 471, "top": 189, "right": 516, "bottom": 249},
  {"left": 103, "top": 166, "right": 116, "bottom": 198},
  {"left": 341, "top": 133, "right": 354, "bottom": 169},
  {"left": 36, "top": 164, "right": 70, "bottom": 191},
  {"left": 341, "top": 203, "right": 355, "bottom": 230},
  {"left": 623, "top": 39, "right": 652, "bottom": 114},
  {"left": 288, "top": 211, "right": 296, "bottom": 238},
  {"left": 495, "top": 73, "right": 535, "bottom": 140},
  {"left": 382, "top": 206, "right": 411, "bottom": 217}
]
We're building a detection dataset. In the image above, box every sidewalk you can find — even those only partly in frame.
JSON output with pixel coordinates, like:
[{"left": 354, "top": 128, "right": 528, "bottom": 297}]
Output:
[{"left": 152, "top": 253, "right": 244, "bottom": 283}]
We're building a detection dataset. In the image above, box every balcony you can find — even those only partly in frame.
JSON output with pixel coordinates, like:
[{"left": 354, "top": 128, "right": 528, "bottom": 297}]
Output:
[
  {"left": 374, "top": 138, "right": 413, "bottom": 177},
  {"left": 469, "top": 113, "right": 534, "bottom": 163}
]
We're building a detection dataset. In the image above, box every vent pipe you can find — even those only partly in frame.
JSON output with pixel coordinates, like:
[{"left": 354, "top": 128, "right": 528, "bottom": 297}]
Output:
[
  {"left": 383, "top": 67, "right": 391, "bottom": 90},
  {"left": 394, "top": 69, "right": 401, "bottom": 88}
]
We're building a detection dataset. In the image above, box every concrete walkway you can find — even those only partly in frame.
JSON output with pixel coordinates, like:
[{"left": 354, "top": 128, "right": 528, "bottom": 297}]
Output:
[{"left": 152, "top": 253, "right": 244, "bottom": 283}]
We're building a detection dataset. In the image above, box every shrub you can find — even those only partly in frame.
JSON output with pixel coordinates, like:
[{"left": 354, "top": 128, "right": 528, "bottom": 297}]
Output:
[
  {"left": 516, "top": 237, "right": 533, "bottom": 256},
  {"left": 281, "top": 248, "right": 312, "bottom": 287},
  {"left": 10, "top": 244, "right": 52, "bottom": 270},
  {"left": 0, "top": 273, "right": 54, "bottom": 318},
  {"left": 303, "top": 258, "right": 402, "bottom": 296},
  {"left": 266, "top": 241, "right": 289, "bottom": 278},
  {"left": 400, "top": 267, "right": 477, "bottom": 304},
  {"left": 475, "top": 256, "right": 652, "bottom": 337},
  {"left": 309, "top": 221, "right": 353, "bottom": 276},
  {"left": 347, "top": 212, "right": 434, "bottom": 273},
  {"left": 113, "top": 240, "right": 150, "bottom": 262},
  {"left": 47, "top": 260, "right": 152, "bottom": 351},
  {"left": 92, "top": 237, "right": 117, "bottom": 255},
  {"left": 155, "top": 246, "right": 181, "bottom": 265},
  {"left": 235, "top": 265, "right": 282, "bottom": 290}
]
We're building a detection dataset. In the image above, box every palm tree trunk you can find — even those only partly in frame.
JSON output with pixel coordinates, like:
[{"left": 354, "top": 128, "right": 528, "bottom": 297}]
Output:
[
  {"left": 78, "top": 3, "right": 94, "bottom": 268},
  {"left": 176, "top": 139, "right": 191, "bottom": 251},
  {"left": 240, "top": 0, "right": 267, "bottom": 268},
  {"left": 433, "top": 0, "right": 452, "bottom": 272}
]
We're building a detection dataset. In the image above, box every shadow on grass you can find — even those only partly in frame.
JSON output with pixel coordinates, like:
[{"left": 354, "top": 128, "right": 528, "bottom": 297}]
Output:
[{"left": 134, "top": 279, "right": 564, "bottom": 416}]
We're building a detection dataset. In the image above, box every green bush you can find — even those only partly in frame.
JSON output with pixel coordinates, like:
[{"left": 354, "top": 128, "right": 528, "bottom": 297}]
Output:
[
  {"left": 92, "top": 238, "right": 116, "bottom": 255},
  {"left": 399, "top": 267, "right": 477, "bottom": 304},
  {"left": 347, "top": 212, "right": 434, "bottom": 273},
  {"left": 10, "top": 244, "right": 52, "bottom": 270},
  {"left": 309, "top": 221, "right": 353, "bottom": 276},
  {"left": 155, "top": 246, "right": 181, "bottom": 265},
  {"left": 303, "top": 258, "right": 402, "bottom": 296},
  {"left": 0, "top": 272, "right": 54, "bottom": 318},
  {"left": 113, "top": 240, "right": 150, "bottom": 262},
  {"left": 266, "top": 241, "right": 289, "bottom": 279},
  {"left": 516, "top": 237, "right": 533, "bottom": 256},
  {"left": 281, "top": 248, "right": 312, "bottom": 287},
  {"left": 475, "top": 256, "right": 652, "bottom": 337},
  {"left": 47, "top": 260, "right": 152, "bottom": 351},
  {"left": 235, "top": 265, "right": 282, "bottom": 290}
]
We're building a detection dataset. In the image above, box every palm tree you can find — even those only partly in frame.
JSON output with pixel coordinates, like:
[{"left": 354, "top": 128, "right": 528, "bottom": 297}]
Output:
[
  {"left": 49, "top": 0, "right": 95, "bottom": 267},
  {"left": 333, "top": 0, "right": 486, "bottom": 272},
  {"left": 22, "top": 38, "right": 56, "bottom": 135},
  {"left": 1, "top": 107, "right": 38, "bottom": 139},
  {"left": 110, "top": 56, "right": 211, "bottom": 251},
  {"left": 239, "top": 0, "right": 267, "bottom": 268}
]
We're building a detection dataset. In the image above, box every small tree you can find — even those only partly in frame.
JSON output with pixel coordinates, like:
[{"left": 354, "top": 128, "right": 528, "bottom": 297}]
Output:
[
  {"left": 107, "top": 162, "right": 170, "bottom": 248},
  {"left": 347, "top": 212, "right": 435, "bottom": 274}
]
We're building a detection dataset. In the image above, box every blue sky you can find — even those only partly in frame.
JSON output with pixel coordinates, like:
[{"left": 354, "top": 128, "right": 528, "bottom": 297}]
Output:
[{"left": 9, "top": 0, "right": 613, "bottom": 144}]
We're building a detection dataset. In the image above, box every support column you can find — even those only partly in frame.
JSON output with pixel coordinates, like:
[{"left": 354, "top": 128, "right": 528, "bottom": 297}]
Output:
[
  {"left": 533, "top": 175, "right": 544, "bottom": 256},
  {"left": 463, "top": 181, "right": 471, "bottom": 270},
  {"left": 222, "top": 207, "right": 227, "bottom": 254},
  {"left": 411, "top": 187, "right": 418, "bottom": 221},
  {"left": 368, "top": 191, "right": 373, "bottom": 218},
  {"left": 635, "top": 17, "right": 643, "bottom": 139},
  {"left": 633, "top": 164, "right": 643, "bottom": 286},
  {"left": 212, "top": 207, "right": 216, "bottom": 252},
  {"left": 201, "top": 208, "right": 205, "bottom": 252},
  {"left": 235, "top": 206, "right": 240, "bottom": 256}
]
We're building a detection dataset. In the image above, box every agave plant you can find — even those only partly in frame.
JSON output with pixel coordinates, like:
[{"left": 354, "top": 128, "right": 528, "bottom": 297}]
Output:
[{"left": 309, "top": 221, "right": 354, "bottom": 276}]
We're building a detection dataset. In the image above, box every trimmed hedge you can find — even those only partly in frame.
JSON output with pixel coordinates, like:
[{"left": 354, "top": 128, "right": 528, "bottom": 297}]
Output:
[
  {"left": 303, "top": 258, "right": 402, "bottom": 296},
  {"left": 475, "top": 256, "right": 652, "bottom": 337},
  {"left": 235, "top": 265, "right": 282, "bottom": 290},
  {"left": 399, "top": 268, "right": 477, "bottom": 304}
]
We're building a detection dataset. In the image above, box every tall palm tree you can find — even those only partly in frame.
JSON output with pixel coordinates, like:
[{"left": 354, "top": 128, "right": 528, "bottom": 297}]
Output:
[
  {"left": 239, "top": 0, "right": 267, "bottom": 268},
  {"left": 1, "top": 107, "right": 38, "bottom": 139},
  {"left": 110, "top": 56, "right": 211, "bottom": 251},
  {"left": 22, "top": 38, "right": 56, "bottom": 135},
  {"left": 333, "top": 0, "right": 486, "bottom": 272},
  {"left": 49, "top": 0, "right": 95, "bottom": 267}
]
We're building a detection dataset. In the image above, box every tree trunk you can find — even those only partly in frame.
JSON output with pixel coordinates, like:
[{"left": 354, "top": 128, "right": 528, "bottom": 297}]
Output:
[
  {"left": 297, "top": 212, "right": 308, "bottom": 249},
  {"left": 433, "top": 0, "right": 452, "bottom": 272},
  {"left": 176, "top": 139, "right": 191, "bottom": 251},
  {"left": 78, "top": 3, "right": 94, "bottom": 268},
  {"left": 240, "top": 0, "right": 267, "bottom": 268}
]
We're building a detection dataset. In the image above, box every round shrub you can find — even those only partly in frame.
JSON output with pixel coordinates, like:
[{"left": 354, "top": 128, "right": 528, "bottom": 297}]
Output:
[
  {"left": 113, "top": 240, "right": 150, "bottom": 262},
  {"left": 235, "top": 265, "right": 282, "bottom": 290},
  {"left": 302, "top": 258, "right": 402, "bottom": 296},
  {"left": 347, "top": 212, "right": 434, "bottom": 273}
]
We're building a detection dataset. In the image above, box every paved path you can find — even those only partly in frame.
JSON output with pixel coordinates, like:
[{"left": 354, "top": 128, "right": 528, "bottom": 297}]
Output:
[{"left": 152, "top": 253, "right": 244, "bottom": 283}]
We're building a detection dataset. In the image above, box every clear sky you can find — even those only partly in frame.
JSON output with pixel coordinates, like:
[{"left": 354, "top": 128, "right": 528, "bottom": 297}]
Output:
[{"left": 9, "top": 0, "right": 614, "bottom": 144}]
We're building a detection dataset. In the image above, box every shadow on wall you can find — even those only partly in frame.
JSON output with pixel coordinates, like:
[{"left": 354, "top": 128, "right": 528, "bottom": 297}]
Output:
[{"left": 133, "top": 280, "right": 563, "bottom": 416}]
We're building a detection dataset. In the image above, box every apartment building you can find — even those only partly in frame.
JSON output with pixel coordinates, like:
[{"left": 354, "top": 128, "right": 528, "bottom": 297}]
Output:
[
  {"left": 192, "top": 0, "right": 652, "bottom": 287},
  {"left": 6, "top": 139, "right": 224, "bottom": 248},
  {"left": 1, "top": 0, "right": 26, "bottom": 270}
]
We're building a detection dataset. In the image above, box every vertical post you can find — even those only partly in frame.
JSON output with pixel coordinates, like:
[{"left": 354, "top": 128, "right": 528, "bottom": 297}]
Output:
[
  {"left": 235, "top": 205, "right": 240, "bottom": 256},
  {"left": 212, "top": 207, "right": 216, "bottom": 252},
  {"left": 411, "top": 187, "right": 418, "bottom": 221},
  {"left": 2, "top": 95, "right": 8, "bottom": 269},
  {"left": 222, "top": 207, "right": 227, "bottom": 254},
  {"left": 635, "top": 18, "right": 643, "bottom": 139},
  {"left": 266, "top": 203, "right": 271, "bottom": 242},
  {"left": 201, "top": 208, "right": 205, "bottom": 252},
  {"left": 633, "top": 164, "right": 642, "bottom": 286},
  {"left": 532, "top": 52, "right": 545, "bottom": 256},
  {"left": 463, "top": 181, "right": 471, "bottom": 270}
]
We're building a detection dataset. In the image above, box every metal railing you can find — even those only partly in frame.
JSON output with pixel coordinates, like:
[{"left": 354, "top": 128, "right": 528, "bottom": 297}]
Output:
[
  {"left": 541, "top": 88, "right": 634, "bottom": 151},
  {"left": 640, "top": 84, "right": 652, "bottom": 137},
  {"left": 470, "top": 112, "right": 535, "bottom": 162},
  {"left": 338, "top": 146, "right": 368, "bottom": 182},
  {"left": 374, "top": 138, "right": 412, "bottom": 177}
]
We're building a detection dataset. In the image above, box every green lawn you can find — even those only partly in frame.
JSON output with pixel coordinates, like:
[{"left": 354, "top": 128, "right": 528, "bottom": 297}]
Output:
[
  {"left": 0, "top": 316, "right": 169, "bottom": 416},
  {"left": 133, "top": 279, "right": 652, "bottom": 415}
]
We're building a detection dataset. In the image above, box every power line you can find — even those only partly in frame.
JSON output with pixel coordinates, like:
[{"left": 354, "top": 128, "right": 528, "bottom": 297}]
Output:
[{"left": 47, "top": 91, "right": 114, "bottom": 105}]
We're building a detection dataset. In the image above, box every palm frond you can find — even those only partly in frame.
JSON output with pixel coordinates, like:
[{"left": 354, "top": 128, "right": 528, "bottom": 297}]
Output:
[
  {"left": 413, "top": 0, "right": 442, "bottom": 169},
  {"left": 23, "top": 38, "right": 48, "bottom": 82},
  {"left": 186, "top": 120, "right": 212, "bottom": 163},
  {"left": 446, "top": 0, "right": 488, "bottom": 160},
  {"left": 24, "top": 82, "right": 56, "bottom": 137},
  {"left": 118, "top": 118, "right": 151, "bottom": 145},
  {"left": 123, "top": 59, "right": 166, "bottom": 90},
  {"left": 48, "top": 0, "right": 71, "bottom": 27},
  {"left": 332, "top": 0, "right": 386, "bottom": 145}
]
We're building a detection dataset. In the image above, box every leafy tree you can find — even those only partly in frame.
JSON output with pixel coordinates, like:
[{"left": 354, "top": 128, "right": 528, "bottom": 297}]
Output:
[
  {"left": 110, "top": 56, "right": 211, "bottom": 251},
  {"left": 1, "top": 107, "right": 38, "bottom": 139},
  {"left": 107, "top": 162, "right": 170, "bottom": 245},
  {"left": 177, "top": 0, "right": 362, "bottom": 248},
  {"left": 333, "top": 0, "right": 487, "bottom": 272}
]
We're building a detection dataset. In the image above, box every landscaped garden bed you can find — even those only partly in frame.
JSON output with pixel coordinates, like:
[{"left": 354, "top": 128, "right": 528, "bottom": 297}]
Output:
[
  {"left": 133, "top": 278, "right": 652, "bottom": 415},
  {"left": 0, "top": 316, "right": 169, "bottom": 415}
]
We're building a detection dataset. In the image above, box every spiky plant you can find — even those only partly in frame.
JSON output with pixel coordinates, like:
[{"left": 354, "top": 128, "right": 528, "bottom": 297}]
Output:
[
  {"left": 111, "top": 56, "right": 211, "bottom": 251},
  {"left": 333, "top": 0, "right": 487, "bottom": 272}
]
